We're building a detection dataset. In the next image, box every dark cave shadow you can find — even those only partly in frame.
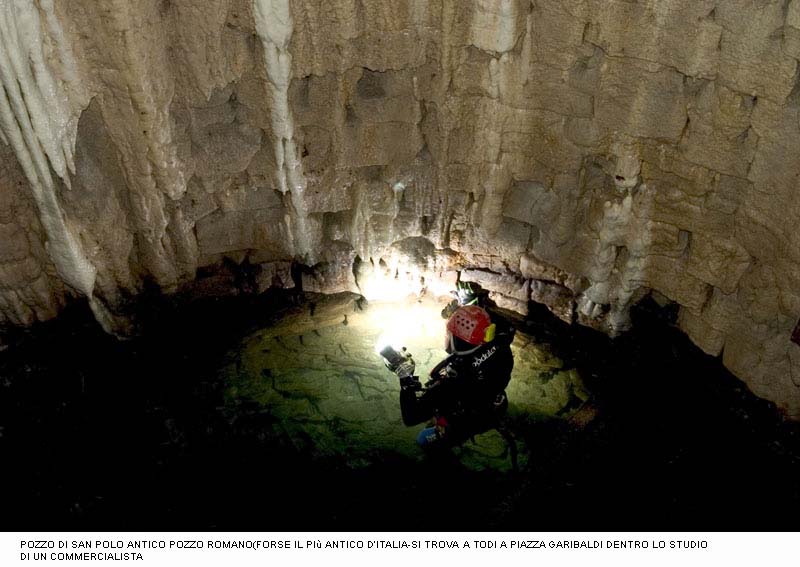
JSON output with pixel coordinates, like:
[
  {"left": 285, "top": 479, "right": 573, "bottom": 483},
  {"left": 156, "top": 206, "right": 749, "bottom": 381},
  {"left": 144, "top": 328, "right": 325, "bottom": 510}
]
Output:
[{"left": 0, "top": 291, "right": 798, "bottom": 531}]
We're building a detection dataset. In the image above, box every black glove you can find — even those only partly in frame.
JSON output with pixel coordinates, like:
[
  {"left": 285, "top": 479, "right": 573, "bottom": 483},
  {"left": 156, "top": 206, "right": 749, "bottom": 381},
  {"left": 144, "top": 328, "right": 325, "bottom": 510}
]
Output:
[
  {"left": 427, "top": 363, "right": 457, "bottom": 387},
  {"left": 399, "top": 374, "right": 422, "bottom": 391}
]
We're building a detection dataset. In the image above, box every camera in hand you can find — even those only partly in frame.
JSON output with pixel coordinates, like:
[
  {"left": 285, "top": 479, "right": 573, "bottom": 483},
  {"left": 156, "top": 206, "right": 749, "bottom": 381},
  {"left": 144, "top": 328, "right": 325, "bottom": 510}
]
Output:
[{"left": 379, "top": 345, "right": 408, "bottom": 372}]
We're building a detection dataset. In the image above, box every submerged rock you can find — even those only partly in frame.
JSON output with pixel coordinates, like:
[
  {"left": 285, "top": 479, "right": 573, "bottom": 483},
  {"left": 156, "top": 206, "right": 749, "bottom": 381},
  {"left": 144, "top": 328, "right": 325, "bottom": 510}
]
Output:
[{"left": 223, "top": 294, "right": 588, "bottom": 469}]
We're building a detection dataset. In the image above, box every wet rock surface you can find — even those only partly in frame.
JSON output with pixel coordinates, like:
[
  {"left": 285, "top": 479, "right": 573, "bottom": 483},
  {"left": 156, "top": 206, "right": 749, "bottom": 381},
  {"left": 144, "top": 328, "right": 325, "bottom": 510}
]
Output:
[
  {"left": 222, "top": 294, "right": 587, "bottom": 472},
  {"left": 0, "top": 0, "right": 799, "bottom": 417},
  {"left": 0, "top": 291, "right": 798, "bottom": 530}
]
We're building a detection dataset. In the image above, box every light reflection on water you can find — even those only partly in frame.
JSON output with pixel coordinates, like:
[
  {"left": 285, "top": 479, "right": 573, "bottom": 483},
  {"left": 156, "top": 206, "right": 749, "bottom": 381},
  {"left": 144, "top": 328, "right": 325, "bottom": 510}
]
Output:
[{"left": 223, "top": 293, "right": 589, "bottom": 469}]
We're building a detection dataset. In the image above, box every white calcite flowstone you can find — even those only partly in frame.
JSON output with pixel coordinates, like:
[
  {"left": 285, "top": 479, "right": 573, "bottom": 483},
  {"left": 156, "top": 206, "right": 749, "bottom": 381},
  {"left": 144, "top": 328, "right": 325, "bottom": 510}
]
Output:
[{"left": 0, "top": 0, "right": 798, "bottom": 417}]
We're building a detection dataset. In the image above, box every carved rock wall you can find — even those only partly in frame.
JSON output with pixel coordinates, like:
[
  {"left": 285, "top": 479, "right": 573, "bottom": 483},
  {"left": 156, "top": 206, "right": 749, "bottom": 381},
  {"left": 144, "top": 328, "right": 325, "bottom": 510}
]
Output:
[{"left": 0, "top": 0, "right": 799, "bottom": 416}]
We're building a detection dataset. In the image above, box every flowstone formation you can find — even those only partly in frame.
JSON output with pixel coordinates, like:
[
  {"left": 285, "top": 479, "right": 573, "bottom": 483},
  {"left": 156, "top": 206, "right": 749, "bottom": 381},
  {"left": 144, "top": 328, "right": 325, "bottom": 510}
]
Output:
[
  {"left": 222, "top": 294, "right": 588, "bottom": 470},
  {"left": 0, "top": 1, "right": 799, "bottom": 415}
]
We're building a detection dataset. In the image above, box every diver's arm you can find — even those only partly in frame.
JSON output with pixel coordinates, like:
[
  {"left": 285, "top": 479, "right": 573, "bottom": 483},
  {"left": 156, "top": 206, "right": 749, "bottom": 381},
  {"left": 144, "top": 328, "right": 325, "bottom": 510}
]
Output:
[
  {"left": 399, "top": 383, "right": 435, "bottom": 426},
  {"left": 389, "top": 357, "right": 436, "bottom": 426},
  {"left": 399, "top": 367, "right": 465, "bottom": 426}
]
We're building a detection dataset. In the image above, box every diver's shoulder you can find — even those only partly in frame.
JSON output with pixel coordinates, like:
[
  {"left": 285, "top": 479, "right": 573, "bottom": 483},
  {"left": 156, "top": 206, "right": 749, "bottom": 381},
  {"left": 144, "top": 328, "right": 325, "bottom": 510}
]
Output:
[{"left": 487, "top": 310, "right": 515, "bottom": 345}]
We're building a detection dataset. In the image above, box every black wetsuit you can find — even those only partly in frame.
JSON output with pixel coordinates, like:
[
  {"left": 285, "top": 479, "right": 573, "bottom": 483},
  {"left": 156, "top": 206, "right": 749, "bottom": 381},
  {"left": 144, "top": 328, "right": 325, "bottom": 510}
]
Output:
[{"left": 400, "top": 319, "right": 515, "bottom": 446}]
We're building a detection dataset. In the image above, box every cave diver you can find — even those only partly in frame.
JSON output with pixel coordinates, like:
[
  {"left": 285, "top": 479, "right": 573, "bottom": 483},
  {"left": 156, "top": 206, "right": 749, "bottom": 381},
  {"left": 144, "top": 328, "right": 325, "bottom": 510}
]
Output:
[
  {"left": 440, "top": 280, "right": 488, "bottom": 319},
  {"left": 382, "top": 304, "right": 515, "bottom": 451}
]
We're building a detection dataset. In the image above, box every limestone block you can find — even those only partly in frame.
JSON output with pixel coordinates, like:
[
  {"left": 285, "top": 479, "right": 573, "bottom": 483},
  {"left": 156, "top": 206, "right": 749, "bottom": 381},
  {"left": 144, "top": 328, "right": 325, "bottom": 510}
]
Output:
[
  {"left": 686, "top": 235, "right": 751, "bottom": 294},
  {"left": 290, "top": 74, "right": 339, "bottom": 129},
  {"left": 388, "top": 236, "right": 439, "bottom": 268},
  {"left": 447, "top": 98, "right": 505, "bottom": 165},
  {"left": 678, "top": 307, "right": 725, "bottom": 356},
  {"left": 705, "top": 174, "right": 746, "bottom": 216},
  {"left": 352, "top": 33, "right": 429, "bottom": 73},
  {"left": 179, "top": 179, "right": 219, "bottom": 226},
  {"left": 0, "top": 292, "right": 33, "bottom": 327},
  {"left": 488, "top": 291, "right": 528, "bottom": 316},
  {"left": 0, "top": 223, "right": 28, "bottom": 263},
  {"left": 169, "top": 2, "right": 252, "bottom": 101},
  {"left": 501, "top": 63, "right": 595, "bottom": 118},
  {"left": 789, "top": 1, "right": 800, "bottom": 29},
  {"left": 477, "top": 213, "right": 530, "bottom": 260},
  {"left": 583, "top": 0, "right": 720, "bottom": 79},
  {"left": 352, "top": 70, "right": 421, "bottom": 125},
  {"left": 564, "top": 116, "right": 602, "bottom": 147},
  {"left": 499, "top": 117, "right": 585, "bottom": 173},
  {"left": 467, "top": 0, "right": 527, "bottom": 54},
  {"left": 680, "top": 83, "right": 757, "bottom": 178},
  {"left": 461, "top": 268, "right": 529, "bottom": 302},
  {"left": 502, "top": 181, "right": 548, "bottom": 226},
  {"left": 196, "top": 209, "right": 290, "bottom": 257},
  {"left": 639, "top": 154, "right": 722, "bottom": 235},
  {"left": 735, "top": 263, "right": 797, "bottom": 331},
  {"left": 459, "top": 253, "right": 514, "bottom": 277},
  {"left": 640, "top": 220, "right": 688, "bottom": 258},
  {"left": 520, "top": 253, "right": 584, "bottom": 291},
  {"left": 0, "top": 256, "right": 43, "bottom": 290},
  {"left": 701, "top": 287, "right": 747, "bottom": 331},
  {"left": 786, "top": 1, "right": 800, "bottom": 58},
  {"left": 361, "top": 180, "right": 397, "bottom": 217},
  {"left": 304, "top": 169, "right": 355, "bottom": 214},
  {"left": 340, "top": 121, "right": 423, "bottom": 168},
  {"left": 301, "top": 243, "right": 358, "bottom": 295},
  {"left": 531, "top": 1, "right": 590, "bottom": 70},
  {"left": 530, "top": 279, "right": 575, "bottom": 323},
  {"left": 215, "top": 182, "right": 283, "bottom": 214},
  {"left": 291, "top": 0, "right": 430, "bottom": 77},
  {"left": 295, "top": 125, "right": 332, "bottom": 173},
  {"left": 749, "top": 99, "right": 800, "bottom": 200},
  {"left": 724, "top": 332, "right": 800, "bottom": 417},
  {"left": 716, "top": 0, "right": 798, "bottom": 101},
  {"left": 192, "top": 121, "right": 262, "bottom": 179},
  {"left": 640, "top": 142, "right": 718, "bottom": 197},
  {"left": 642, "top": 255, "right": 710, "bottom": 313},
  {"left": 595, "top": 57, "right": 688, "bottom": 141},
  {"left": 256, "top": 261, "right": 294, "bottom": 293},
  {"left": 452, "top": 47, "right": 496, "bottom": 99}
]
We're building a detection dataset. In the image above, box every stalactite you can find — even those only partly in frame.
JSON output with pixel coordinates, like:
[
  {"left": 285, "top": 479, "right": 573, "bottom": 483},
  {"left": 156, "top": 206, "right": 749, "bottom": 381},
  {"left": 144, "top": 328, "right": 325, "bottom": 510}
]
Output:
[
  {"left": 0, "top": 0, "right": 114, "bottom": 332},
  {"left": 253, "top": 0, "right": 313, "bottom": 263},
  {"left": 0, "top": 0, "right": 794, "bottom": 415}
]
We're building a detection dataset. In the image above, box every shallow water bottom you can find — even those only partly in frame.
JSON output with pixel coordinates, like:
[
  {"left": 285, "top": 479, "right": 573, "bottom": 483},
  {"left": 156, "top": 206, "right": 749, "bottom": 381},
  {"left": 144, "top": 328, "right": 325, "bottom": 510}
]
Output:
[
  {"left": 0, "top": 291, "right": 797, "bottom": 530},
  {"left": 222, "top": 294, "right": 588, "bottom": 472}
]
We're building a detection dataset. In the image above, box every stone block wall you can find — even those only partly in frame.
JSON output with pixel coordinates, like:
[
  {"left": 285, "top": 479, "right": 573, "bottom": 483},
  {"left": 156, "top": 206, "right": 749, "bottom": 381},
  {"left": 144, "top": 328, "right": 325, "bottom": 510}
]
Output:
[{"left": 0, "top": 0, "right": 798, "bottom": 416}]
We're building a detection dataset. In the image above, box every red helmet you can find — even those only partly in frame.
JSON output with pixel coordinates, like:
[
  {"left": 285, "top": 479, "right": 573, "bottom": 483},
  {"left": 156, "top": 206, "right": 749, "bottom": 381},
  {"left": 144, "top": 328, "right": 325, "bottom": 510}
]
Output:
[{"left": 446, "top": 305, "right": 493, "bottom": 346}]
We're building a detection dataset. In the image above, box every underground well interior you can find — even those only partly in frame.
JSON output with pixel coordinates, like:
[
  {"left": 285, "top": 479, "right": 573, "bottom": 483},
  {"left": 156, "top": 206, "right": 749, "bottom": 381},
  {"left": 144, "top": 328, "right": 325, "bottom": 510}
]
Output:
[{"left": 0, "top": 0, "right": 799, "bottom": 530}]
